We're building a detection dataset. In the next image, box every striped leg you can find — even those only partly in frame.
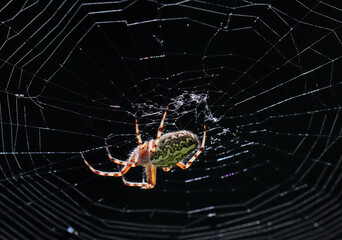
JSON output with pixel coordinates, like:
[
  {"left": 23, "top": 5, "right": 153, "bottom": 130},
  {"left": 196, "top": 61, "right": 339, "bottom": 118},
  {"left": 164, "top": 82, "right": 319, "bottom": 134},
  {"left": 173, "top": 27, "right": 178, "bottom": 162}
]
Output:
[
  {"left": 177, "top": 124, "right": 206, "bottom": 170},
  {"left": 144, "top": 164, "right": 157, "bottom": 189},
  {"left": 121, "top": 164, "right": 157, "bottom": 189},
  {"left": 135, "top": 118, "right": 143, "bottom": 149},
  {"left": 150, "top": 106, "right": 169, "bottom": 154},
  {"left": 105, "top": 141, "right": 147, "bottom": 167},
  {"left": 81, "top": 152, "right": 131, "bottom": 177},
  {"left": 103, "top": 115, "right": 146, "bottom": 167}
]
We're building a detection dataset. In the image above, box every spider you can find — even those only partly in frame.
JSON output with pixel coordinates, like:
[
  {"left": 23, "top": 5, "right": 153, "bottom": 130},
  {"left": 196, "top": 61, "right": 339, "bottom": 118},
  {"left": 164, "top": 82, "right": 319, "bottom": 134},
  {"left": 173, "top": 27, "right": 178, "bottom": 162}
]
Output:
[{"left": 81, "top": 106, "right": 206, "bottom": 189}]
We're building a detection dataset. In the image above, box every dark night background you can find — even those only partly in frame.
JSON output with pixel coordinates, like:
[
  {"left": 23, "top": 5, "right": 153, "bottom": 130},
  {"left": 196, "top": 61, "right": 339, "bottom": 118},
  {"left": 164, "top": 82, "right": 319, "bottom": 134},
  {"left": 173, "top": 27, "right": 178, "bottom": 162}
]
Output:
[{"left": 0, "top": 0, "right": 342, "bottom": 239}]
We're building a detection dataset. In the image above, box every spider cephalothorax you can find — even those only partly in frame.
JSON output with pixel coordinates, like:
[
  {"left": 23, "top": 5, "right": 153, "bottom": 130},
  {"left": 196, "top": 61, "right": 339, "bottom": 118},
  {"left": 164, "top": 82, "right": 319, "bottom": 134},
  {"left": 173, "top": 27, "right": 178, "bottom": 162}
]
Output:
[{"left": 81, "top": 107, "right": 206, "bottom": 189}]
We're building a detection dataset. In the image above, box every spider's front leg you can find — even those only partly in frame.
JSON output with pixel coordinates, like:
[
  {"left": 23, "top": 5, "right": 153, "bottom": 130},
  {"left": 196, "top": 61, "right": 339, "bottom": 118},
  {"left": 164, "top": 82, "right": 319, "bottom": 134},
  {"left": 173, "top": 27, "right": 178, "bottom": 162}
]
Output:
[
  {"left": 81, "top": 152, "right": 132, "bottom": 177},
  {"left": 105, "top": 141, "right": 148, "bottom": 167}
]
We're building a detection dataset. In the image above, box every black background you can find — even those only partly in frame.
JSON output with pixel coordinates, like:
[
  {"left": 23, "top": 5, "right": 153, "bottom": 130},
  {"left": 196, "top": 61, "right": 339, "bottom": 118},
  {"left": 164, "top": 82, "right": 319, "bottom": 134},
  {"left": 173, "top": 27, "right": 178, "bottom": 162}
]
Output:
[{"left": 0, "top": 0, "right": 342, "bottom": 239}]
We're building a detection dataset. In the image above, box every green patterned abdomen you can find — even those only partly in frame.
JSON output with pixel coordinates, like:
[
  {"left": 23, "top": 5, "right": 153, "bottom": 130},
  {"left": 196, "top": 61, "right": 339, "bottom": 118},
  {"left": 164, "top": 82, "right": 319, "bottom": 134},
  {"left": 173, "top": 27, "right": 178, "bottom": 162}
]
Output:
[{"left": 151, "top": 131, "right": 199, "bottom": 167}]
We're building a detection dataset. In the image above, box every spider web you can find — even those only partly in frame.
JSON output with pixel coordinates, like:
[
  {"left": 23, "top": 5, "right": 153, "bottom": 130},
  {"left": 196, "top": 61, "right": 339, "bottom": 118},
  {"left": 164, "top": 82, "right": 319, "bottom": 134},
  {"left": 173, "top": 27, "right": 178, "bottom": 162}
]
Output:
[{"left": 0, "top": 0, "right": 342, "bottom": 239}]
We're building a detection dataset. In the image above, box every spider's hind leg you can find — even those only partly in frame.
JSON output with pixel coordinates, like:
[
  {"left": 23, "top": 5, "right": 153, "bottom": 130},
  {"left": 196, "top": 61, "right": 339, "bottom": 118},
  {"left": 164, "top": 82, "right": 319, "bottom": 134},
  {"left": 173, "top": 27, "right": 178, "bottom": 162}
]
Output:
[
  {"left": 163, "top": 167, "right": 172, "bottom": 172},
  {"left": 177, "top": 124, "right": 206, "bottom": 170}
]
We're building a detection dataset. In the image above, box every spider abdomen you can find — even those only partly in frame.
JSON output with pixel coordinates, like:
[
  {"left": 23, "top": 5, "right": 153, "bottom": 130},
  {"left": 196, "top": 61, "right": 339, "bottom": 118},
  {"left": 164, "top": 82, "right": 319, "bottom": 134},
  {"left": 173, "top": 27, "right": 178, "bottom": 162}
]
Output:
[{"left": 150, "top": 131, "right": 199, "bottom": 167}]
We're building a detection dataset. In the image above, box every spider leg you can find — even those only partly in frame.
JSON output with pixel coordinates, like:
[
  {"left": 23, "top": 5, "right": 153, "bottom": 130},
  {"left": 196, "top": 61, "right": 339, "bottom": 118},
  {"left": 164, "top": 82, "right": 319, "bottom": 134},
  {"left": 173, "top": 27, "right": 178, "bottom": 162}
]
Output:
[
  {"left": 162, "top": 167, "right": 172, "bottom": 172},
  {"left": 135, "top": 119, "right": 143, "bottom": 149},
  {"left": 177, "top": 124, "right": 206, "bottom": 170},
  {"left": 143, "top": 164, "right": 157, "bottom": 189},
  {"left": 150, "top": 106, "right": 169, "bottom": 154},
  {"left": 81, "top": 152, "right": 131, "bottom": 177},
  {"left": 121, "top": 164, "right": 156, "bottom": 189},
  {"left": 104, "top": 111, "right": 149, "bottom": 167},
  {"left": 105, "top": 141, "right": 147, "bottom": 167}
]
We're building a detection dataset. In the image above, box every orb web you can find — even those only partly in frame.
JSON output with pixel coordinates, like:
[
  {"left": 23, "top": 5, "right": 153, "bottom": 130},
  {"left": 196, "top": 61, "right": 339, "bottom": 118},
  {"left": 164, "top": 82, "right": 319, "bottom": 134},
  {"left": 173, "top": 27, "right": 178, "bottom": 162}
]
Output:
[{"left": 0, "top": 0, "right": 341, "bottom": 239}]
